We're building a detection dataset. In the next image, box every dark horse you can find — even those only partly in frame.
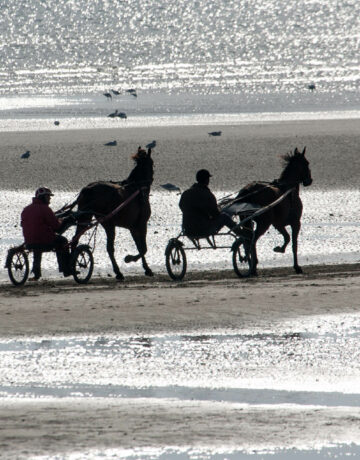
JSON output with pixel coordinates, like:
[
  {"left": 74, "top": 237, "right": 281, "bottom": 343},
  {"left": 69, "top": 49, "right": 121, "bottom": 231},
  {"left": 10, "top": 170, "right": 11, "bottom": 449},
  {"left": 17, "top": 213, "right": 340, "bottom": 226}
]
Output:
[
  {"left": 231, "top": 147, "right": 312, "bottom": 275},
  {"left": 68, "top": 147, "right": 154, "bottom": 280}
]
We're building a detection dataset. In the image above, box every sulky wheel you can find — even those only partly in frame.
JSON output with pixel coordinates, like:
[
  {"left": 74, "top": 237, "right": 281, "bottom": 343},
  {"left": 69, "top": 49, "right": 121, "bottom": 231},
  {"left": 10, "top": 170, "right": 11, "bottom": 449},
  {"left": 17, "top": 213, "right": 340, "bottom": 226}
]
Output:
[
  {"left": 71, "top": 245, "right": 94, "bottom": 284},
  {"left": 165, "top": 239, "right": 187, "bottom": 281},
  {"left": 7, "top": 248, "right": 29, "bottom": 286},
  {"left": 232, "top": 238, "right": 253, "bottom": 278}
]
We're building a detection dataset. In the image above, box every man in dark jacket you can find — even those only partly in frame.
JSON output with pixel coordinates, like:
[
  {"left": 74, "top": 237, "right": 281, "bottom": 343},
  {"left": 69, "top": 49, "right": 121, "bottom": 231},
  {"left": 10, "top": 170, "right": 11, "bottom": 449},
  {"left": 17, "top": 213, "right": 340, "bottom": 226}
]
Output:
[
  {"left": 179, "top": 169, "right": 238, "bottom": 237},
  {"left": 21, "top": 187, "right": 72, "bottom": 280}
]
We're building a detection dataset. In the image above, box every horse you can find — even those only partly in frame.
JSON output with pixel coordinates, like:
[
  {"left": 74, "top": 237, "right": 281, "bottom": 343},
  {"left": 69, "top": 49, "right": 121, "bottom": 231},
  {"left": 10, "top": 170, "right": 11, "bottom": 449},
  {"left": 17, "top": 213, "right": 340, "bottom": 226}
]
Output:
[
  {"left": 67, "top": 148, "right": 153, "bottom": 280},
  {"left": 227, "top": 147, "right": 312, "bottom": 275}
]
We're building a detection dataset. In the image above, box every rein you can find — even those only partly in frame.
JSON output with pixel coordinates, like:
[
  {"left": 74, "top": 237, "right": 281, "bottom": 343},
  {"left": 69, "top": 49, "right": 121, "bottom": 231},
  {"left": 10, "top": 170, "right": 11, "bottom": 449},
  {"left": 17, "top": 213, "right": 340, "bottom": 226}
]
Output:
[{"left": 235, "top": 188, "right": 295, "bottom": 227}]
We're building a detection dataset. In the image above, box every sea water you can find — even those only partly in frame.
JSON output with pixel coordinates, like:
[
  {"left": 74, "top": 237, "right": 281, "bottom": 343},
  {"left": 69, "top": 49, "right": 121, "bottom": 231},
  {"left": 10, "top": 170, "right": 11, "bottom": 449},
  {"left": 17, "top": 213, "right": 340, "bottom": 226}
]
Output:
[{"left": 0, "top": 0, "right": 359, "bottom": 126}]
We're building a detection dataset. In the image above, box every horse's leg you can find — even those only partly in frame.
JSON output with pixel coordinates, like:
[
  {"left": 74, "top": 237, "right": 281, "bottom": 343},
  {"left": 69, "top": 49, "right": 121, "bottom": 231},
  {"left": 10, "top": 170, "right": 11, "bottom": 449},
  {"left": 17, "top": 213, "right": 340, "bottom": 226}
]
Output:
[
  {"left": 103, "top": 224, "right": 124, "bottom": 280},
  {"left": 250, "top": 221, "right": 269, "bottom": 276},
  {"left": 125, "top": 227, "right": 153, "bottom": 277},
  {"left": 273, "top": 225, "right": 290, "bottom": 253},
  {"left": 291, "top": 220, "right": 303, "bottom": 274}
]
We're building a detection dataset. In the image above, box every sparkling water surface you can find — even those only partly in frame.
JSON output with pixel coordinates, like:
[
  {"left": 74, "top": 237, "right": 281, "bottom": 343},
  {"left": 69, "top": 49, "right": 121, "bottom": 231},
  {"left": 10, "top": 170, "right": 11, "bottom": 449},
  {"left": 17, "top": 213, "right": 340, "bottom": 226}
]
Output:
[{"left": 0, "top": 0, "right": 359, "bottom": 119}]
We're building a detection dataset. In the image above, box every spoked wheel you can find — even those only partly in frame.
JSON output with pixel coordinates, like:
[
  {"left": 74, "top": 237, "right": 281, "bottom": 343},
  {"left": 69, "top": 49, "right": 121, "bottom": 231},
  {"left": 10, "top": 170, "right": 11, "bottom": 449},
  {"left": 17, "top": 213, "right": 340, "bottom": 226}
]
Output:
[
  {"left": 232, "top": 238, "right": 253, "bottom": 278},
  {"left": 7, "top": 248, "right": 29, "bottom": 286},
  {"left": 165, "top": 240, "right": 187, "bottom": 281},
  {"left": 71, "top": 245, "right": 94, "bottom": 284}
]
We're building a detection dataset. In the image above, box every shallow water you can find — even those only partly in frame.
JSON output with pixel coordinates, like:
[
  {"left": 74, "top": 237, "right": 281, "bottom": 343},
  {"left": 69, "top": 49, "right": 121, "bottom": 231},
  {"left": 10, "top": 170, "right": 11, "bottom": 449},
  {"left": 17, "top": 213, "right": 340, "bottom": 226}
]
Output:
[
  {"left": 1, "top": 189, "right": 359, "bottom": 282},
  {"left": 1, "top": 0, "right": 360, "bottom": 122}
]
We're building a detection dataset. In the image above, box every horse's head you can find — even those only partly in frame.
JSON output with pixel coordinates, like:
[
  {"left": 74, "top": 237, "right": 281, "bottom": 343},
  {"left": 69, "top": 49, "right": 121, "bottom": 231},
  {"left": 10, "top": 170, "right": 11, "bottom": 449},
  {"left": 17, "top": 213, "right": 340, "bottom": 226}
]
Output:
[{"left": 280, "top": 147, "right": 312, "bottom": 187}]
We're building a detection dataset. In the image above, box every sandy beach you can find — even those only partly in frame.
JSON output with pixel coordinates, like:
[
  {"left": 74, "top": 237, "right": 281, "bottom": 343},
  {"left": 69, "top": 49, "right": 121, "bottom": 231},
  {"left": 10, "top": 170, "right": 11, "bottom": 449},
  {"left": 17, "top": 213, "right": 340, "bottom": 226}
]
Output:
[
  {"left": 1, "top": 118, "right": 360, "bottom": 191},
  {"left": 1, "top": 119, "right": 360, "bottom": 459},
  {"left": 0, "top": 263, "right": 360, "bottom": 458}
]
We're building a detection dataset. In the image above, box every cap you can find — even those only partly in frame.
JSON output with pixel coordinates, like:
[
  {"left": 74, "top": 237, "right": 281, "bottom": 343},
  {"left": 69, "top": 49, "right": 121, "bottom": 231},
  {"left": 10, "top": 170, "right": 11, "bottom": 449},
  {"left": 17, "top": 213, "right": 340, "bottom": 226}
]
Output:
[
  {"left": 196, "top": 169, "right": 212, "bottom": 183},
  {"left": 35, "top": 187, "right": 54, "bottom": 198}
]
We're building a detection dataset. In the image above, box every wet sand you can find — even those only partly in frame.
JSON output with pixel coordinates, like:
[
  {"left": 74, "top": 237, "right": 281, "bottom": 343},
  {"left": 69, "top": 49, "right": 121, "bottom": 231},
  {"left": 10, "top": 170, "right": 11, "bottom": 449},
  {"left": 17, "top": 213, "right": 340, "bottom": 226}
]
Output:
[
  {"left": 1, "top": 118, "right": 359, "bottom": 191},
  {"left": 0, "top": 264, "right": 360, "bottom": 458},
  {"left": 0, "top": 263, "right": 359, "bottom": 338}
]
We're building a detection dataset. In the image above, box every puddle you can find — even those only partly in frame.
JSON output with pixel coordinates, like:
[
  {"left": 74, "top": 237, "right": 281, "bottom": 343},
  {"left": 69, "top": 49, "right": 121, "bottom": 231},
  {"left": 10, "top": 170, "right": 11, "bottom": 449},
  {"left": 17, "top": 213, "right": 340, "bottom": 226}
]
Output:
[{"left": 1, "top": 329, "right": 360, "bottom": 400}]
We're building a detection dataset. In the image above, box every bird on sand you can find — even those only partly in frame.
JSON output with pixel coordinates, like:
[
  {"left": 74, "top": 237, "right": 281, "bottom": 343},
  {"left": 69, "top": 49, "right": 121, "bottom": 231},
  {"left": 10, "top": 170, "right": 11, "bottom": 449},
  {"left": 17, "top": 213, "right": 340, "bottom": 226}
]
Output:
[
  {"left": 146, "top": 140, "right": 156, "bottom": 149},
  {"left": 208, "top": 131, "right": 222, "bottom": 136},
  {"left": 108, "top": 110, "right": 119, "bottom": 118},
  {"left": 111, "top": 89, "right": 121, "bottom": 96},
  {"left": 104, "top": 141, "right": 117, "bottom": 146},
  {"left": 160, "top": 183, "right": 181, "bottom": 192},
  {"left": 117, "top": 112, "right": 127, "bottom": 119},
  {"left": 126, "top": 89, "right": 137, "bottom": 97},
  {"left": 308, "top": 84, "right": 316, "bottom": 91},
  {"left": 103, "top": 92, "right": 112, "bottom": 100},
  {"left": 54, "top": 120, "right": 60, "bottom": 126},
  {"left": 21, "top": 150, "right": 30, "bottom": 159}
]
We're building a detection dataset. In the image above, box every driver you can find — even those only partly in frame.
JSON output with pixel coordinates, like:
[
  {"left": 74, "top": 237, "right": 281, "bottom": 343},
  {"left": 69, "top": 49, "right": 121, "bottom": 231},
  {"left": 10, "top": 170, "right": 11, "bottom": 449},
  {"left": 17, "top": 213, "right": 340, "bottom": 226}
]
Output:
[
  {"left": 21, "top": 187, "right": 72, "bottom": 281},
  {"left": 179, "top": 169, "right": 240, "bottom": 237}
]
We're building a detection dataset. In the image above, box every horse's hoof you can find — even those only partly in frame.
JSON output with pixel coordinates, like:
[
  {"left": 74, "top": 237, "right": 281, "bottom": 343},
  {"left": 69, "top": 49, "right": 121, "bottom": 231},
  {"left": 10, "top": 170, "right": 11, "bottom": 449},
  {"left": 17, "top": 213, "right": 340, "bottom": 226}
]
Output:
[
  {"left": 273, "top": 246, "right": 285, "bottom": 253},
  {"left": 145, "top": 269, "right": 154, "bottom": 277},
  {"left": 124, "top": 255, "right": 133, "bottom": 264},
  {"left": 295, "top": 266, "right": 303, "bottom": 274},
  {"left": 116, "top": 273, "right": 124, "bottom": 281}
]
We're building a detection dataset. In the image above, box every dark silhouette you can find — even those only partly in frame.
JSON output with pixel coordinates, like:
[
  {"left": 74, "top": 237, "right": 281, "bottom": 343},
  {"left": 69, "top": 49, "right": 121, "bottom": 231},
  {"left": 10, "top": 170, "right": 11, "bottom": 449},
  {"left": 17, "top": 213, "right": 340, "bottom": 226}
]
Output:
[
  {"left": 103, "top": 92, "right": 112, "bottom": 100},
  {"left": 111, "top": 89, "right": 121, "bottom": 96},
  {"left": 227, "top": 147, "right": 312, "bottom": 275},
  {"left": 21, "top": 150, "right": 30, "bottom": 159},
  {"left": 54, "top": 121, "right": 60, "bottom": 126},
  {"left": 104, "top": 140, "right": 117, "bottom": 146},
  {"left": 117, "top": 112, "right": 127, "bottom": 119},
  {"left": 208, "top": 131, "right": 222, "bottom": 136},
  {"left": 108, "top": 110, "right": 119, "bottom": 118},
  {"left": 68, "top": 148, "right": 154, "bottom": 280},
  {"left": 160, "top": 183, "right": 180, "bottom": 192},
  {"left": 308, "top": 84, "right": 316, "bottom": 91},
  {"left": 146, "top": 140, "right": 156, "bottom": 149}
]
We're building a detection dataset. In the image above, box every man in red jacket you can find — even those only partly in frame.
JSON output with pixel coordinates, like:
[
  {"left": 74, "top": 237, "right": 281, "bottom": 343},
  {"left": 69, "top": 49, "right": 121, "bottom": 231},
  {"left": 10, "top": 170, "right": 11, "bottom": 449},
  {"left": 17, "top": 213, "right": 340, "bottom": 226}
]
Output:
[{"left": 21, "top": 187, "right": 71, "bottom": 280}]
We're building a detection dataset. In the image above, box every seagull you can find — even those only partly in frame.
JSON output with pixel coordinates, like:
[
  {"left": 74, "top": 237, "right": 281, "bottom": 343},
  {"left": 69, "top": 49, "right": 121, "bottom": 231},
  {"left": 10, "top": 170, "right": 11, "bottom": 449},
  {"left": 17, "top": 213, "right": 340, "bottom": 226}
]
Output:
[
  {"left": 104, "top": 141, "right": 117, "bottom": 146},
  {"left": 108, "top": 110, "right": 119, "bottom": 118},
  {"left": 117, "top": 112, "right": 127, "bottom": 119},
  {"left": 146, "top": 140, "right": 156, "bottom": 149},
  {"left": 208, "top": 131, "right": 222, "bottom": 136},
  {"left": 21, "top": 150, "right": 30, "bottom": 159},
  {"left": 103, "top": 92, "right": 112, "bottom": 100},
  {"left": 126, "top": 89, "right": 137, "bottom": 97},
  {"left": 54, "top": 120, "right": 60, "bottom": 126},
  {"left": 308, "top": 84, "right": 316, "bottom": 91},
  {"left": 111, "top": 89, "right": 121, "bottom": 96},
  {"left": 160, "top": 183, "right": 181, "bottom": 192}
]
